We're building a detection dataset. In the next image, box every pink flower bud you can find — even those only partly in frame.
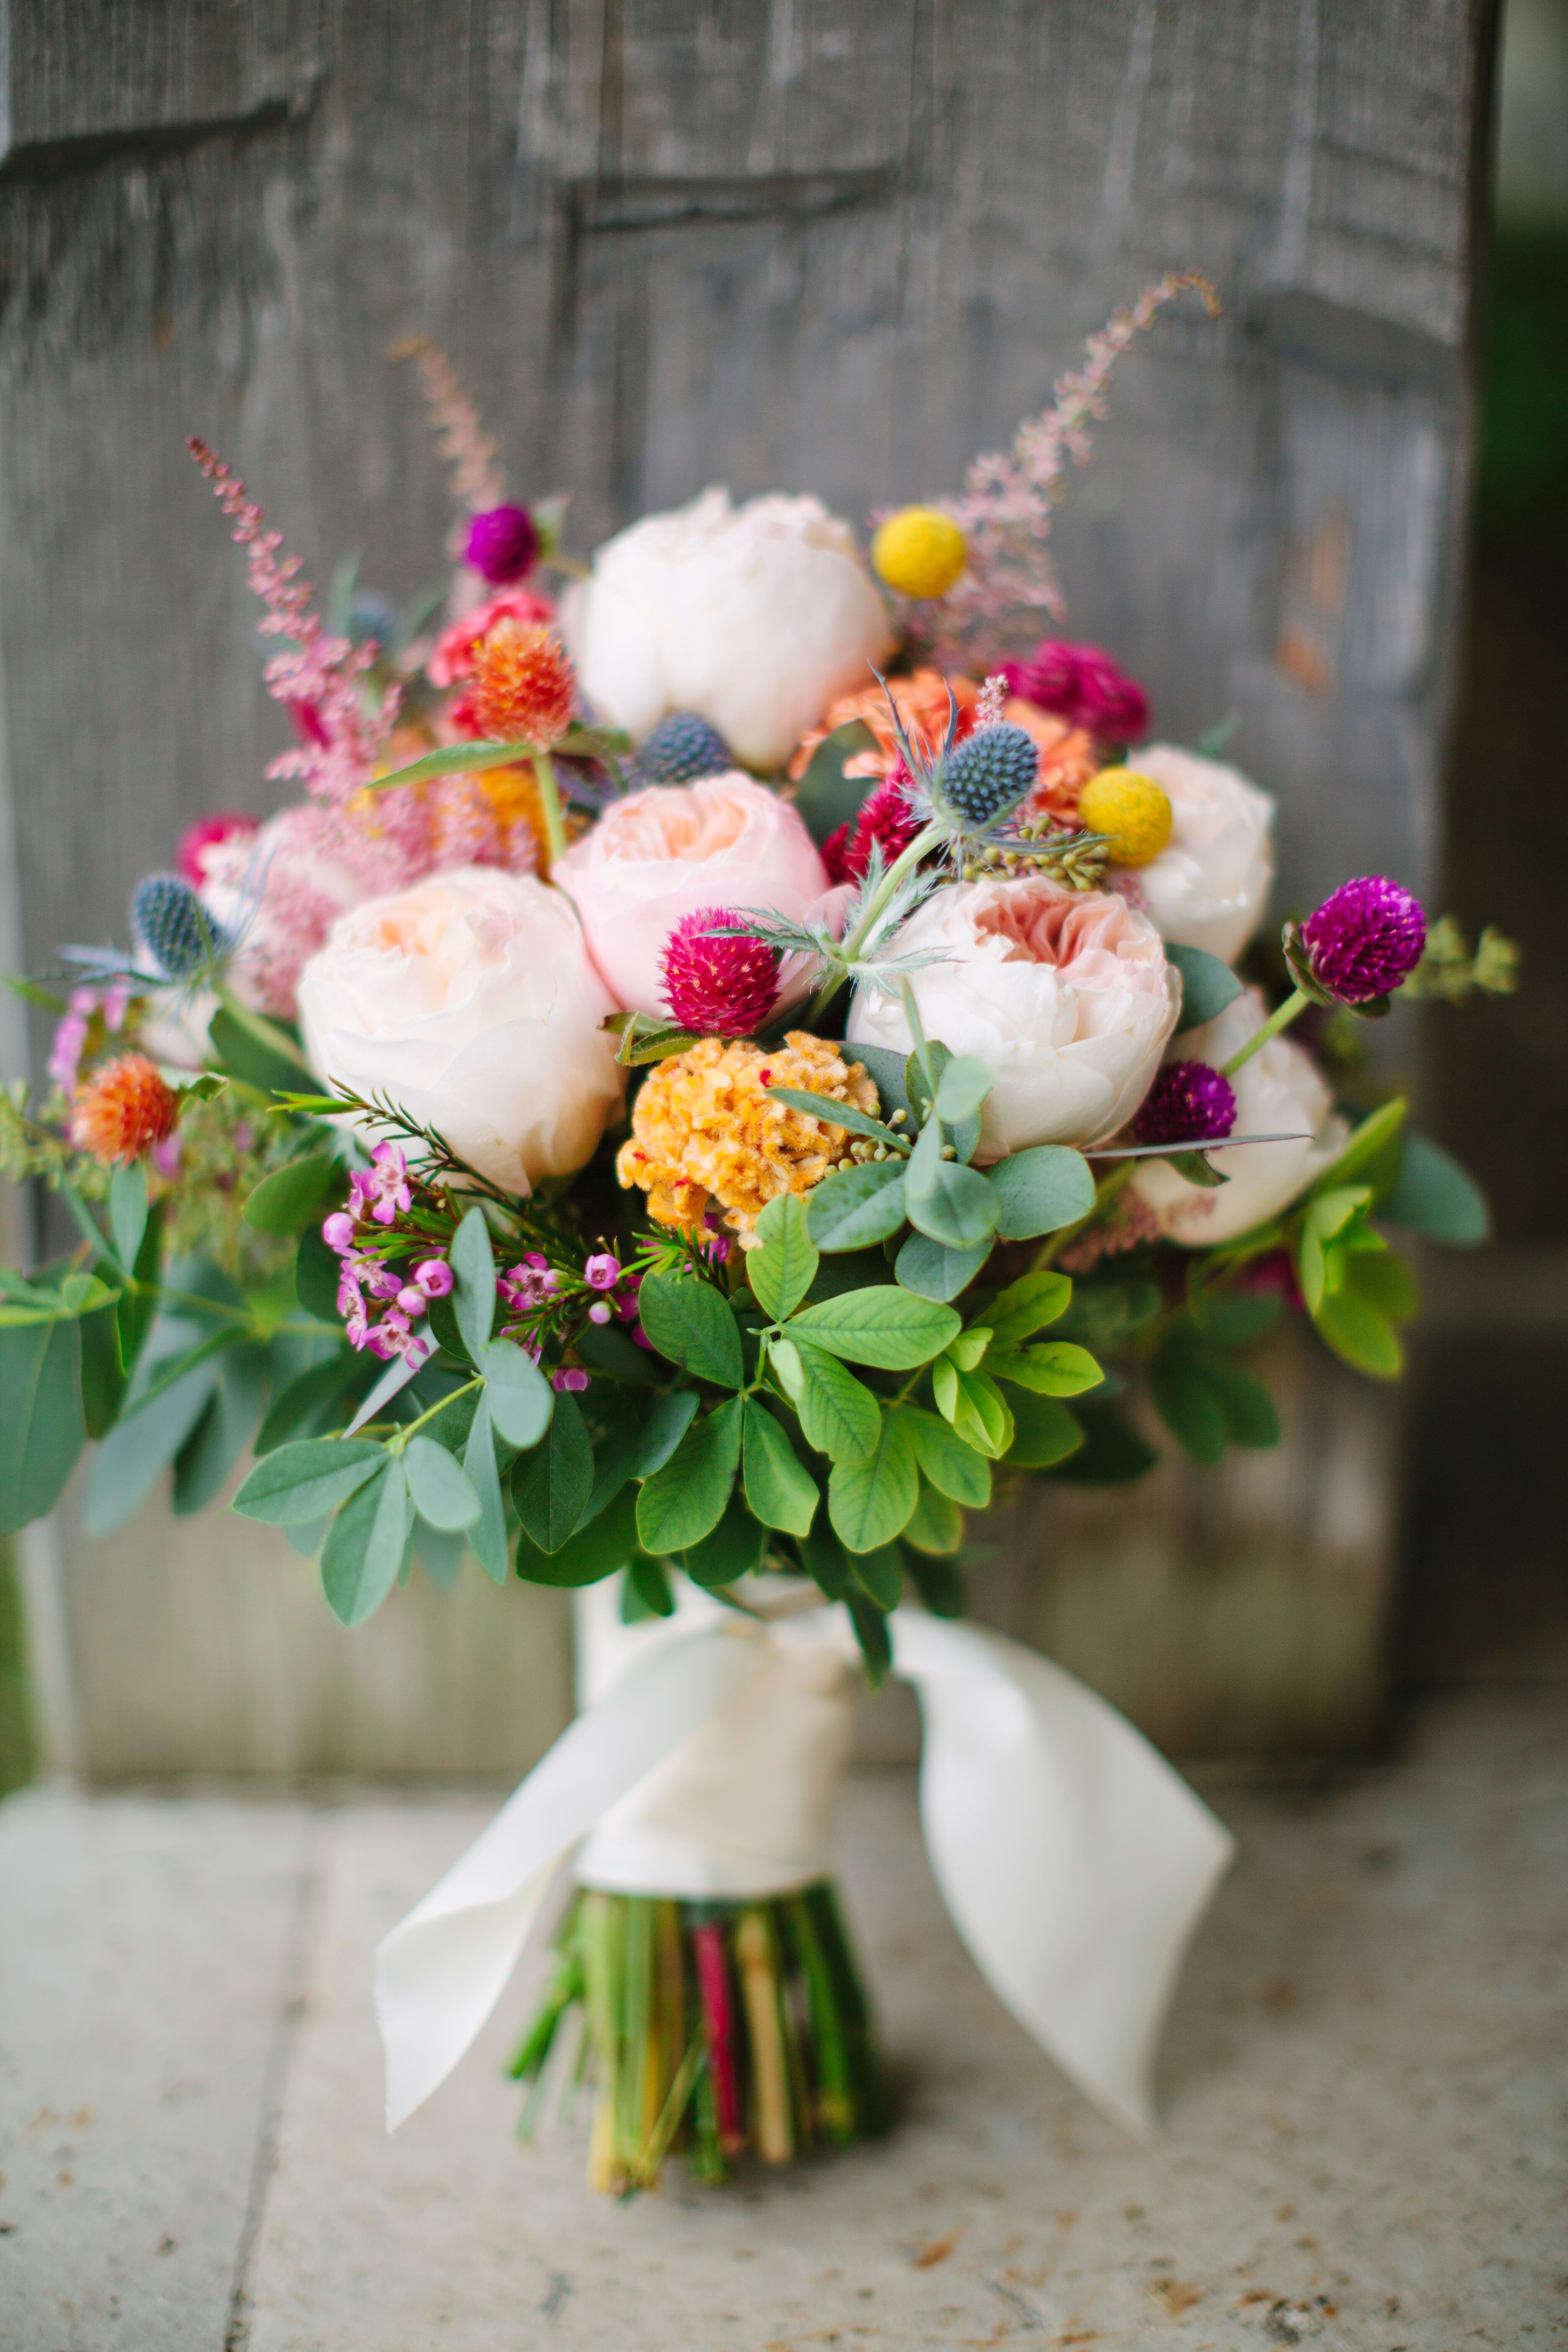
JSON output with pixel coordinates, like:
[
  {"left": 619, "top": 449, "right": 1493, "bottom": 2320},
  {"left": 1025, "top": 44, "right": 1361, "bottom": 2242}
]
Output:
[
  {"left": 396, "top": 1285, "right": 428, "bottom": 1317},
  {"left": 551, "top": 1366, "right": 590, "bottom": 1392},
  {"left": 414, "top": 1259, "right": 453, "bottom": 1298},
  {"left": 587, "top": 1300, "right": 612, "bottom": 1324},
  {"left": 322, "top": 1211, "right": 356, "bottom": 1254},
  {"left": 584, "top": 1251, "right": 621, "bottom": 1290}
]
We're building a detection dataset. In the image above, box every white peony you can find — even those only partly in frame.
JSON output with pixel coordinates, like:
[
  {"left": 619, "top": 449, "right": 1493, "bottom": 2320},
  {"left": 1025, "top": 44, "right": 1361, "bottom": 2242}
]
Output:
[
  {"left": 297, "top": 867, "right": 623, "bottom": 1195},
  {"left": 1130, "top": 990, "right": 1348, "bottom": 1246},
  {"left": 846, "top": 877, "right": 1179, "bottom": 1160},
  {"left": 560, "top": 487, "right": 893, "bottom": 770},
  {"left": 1123, "top": 744, "right": 1274, "bottom": 965}
]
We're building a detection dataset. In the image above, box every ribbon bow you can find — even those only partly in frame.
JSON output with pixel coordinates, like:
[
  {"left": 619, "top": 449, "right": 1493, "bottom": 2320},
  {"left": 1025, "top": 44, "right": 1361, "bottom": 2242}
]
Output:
[{"left": 376, "top": 1601, "right": 1232, "bottom": 2137}]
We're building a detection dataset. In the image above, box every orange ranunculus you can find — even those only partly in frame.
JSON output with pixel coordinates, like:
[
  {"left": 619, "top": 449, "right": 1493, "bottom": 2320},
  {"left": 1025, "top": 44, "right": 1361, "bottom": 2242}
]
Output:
[{"left": 787, "top": 668, "right": 981, "bottom": 782}]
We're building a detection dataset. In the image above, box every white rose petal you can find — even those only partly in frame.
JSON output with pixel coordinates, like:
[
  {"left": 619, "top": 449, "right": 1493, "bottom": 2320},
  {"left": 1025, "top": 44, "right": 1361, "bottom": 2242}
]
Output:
[
  {"left": 847, "top": 877, "right": 1179, "bottom": 1159},
  {"left": 1131, "top": 989, "right": 1347, "bottom": 1246},
  {"left": 297, "top": 867, "right": 623, "bottom": 1196},
  {"left": 561, "top": 487, "right": 893, "bottom": 770},
  {"left": 1127, "top": 743, "right": 1275, "bottom": 965}
]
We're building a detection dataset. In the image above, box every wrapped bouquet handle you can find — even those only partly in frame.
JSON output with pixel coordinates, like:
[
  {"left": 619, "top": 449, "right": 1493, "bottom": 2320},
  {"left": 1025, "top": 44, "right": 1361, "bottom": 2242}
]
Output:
[{"left": 375, "top": 1599, "right": 1232, "bottom": 2140}]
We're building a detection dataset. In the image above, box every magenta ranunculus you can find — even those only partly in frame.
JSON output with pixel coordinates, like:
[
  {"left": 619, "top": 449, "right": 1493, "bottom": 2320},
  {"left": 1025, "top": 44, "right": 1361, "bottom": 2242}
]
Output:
[
  {"left": 1002, "top": 639, "right": 1151, "bottom": 743},
  {"left": 1300, "top": 877, "right": 1426, "bottom": 1005}
]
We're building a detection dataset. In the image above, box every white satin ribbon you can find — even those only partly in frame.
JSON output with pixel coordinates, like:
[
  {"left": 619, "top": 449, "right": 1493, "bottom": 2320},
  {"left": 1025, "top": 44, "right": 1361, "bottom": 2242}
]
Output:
[{"left": 374, "top": 1592, "right": 1233, "bottom": 2136}]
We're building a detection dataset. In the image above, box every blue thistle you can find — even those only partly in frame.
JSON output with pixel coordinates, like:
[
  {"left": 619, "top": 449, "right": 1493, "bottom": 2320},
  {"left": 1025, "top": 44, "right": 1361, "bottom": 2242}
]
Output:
[
  {"left": 933, "top": 725, "right": 1039, "bottom": 830},
  {"left": 635, "top": 711, "right": 732, "bottom": 786},
  {"left": 132, "top": 874, "right": 228, "bottom": 980}
]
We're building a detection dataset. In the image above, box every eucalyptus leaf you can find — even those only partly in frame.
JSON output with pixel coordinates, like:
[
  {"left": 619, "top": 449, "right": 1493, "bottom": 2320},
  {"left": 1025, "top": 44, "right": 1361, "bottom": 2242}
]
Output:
[
  {"left": 805, "top": 1160, "right": 908, "bottom": 1252},
  {"left": 255, "top": 1351, "right": 366, "bottom": 1454},
  {"left": 1166, "top": 941, "right": 1246, "bottom": 1034},
  {"left": 85, "top": 1351, "right": 222, "bottom": 1535},
  {"left": 232, "top": 1436, "right": 388, "bottom": 1526},
  {"left": 464, "top": 1397, "right": 509, "bottom": 1583},
  {"left": 476, "top": 1338, "right": 554, "bottom": 1448},
  {"left": 109, "top": 1163, "right": 149, "bottom": 1271},
  {"left": 172, "top": 1346, "right": 267, "bottom": 1514},
  {"left": 242, "top": 1152, "right": 336, "bottom": 1236},
  {"left": 1381, "top": 1132, "right": 1489, "bottom": 1246},
  {"left": 451, "top": 1205, "right": 497, "bottom": 1358},
  {"left": 894, "top": 1232, "right": 991, "bottom": 1302},
  {"left": 846, "top": 1041, "right": 913, "bottom": 1120},
  {"left": 986, "top": 1146, "right": 1096, "bottom": 1240},
  {"left": 0, "top": 1321, "right": 85, "bottom": 1534},
  {"left": 903, "top": 1128, "right": 1001, "bottom": 1253},
  {"left": 933, "top": 1056, "right": 993, "bottom": 1125}
]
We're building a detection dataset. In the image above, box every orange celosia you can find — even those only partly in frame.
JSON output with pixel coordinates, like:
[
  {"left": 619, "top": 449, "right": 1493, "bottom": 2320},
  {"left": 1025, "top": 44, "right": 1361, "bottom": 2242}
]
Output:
[
  {"left": 617, "top": 1033, "right": 881, "bottom": 1243},
  {"left": 71, "top": 1054, "right": 178, "bottom": 1166},
  {"left": 787, "top": 668, "right": 981, "bottom": 782},
  {"left": 469, "top": 619, "right": 575, "bottom": 748}
]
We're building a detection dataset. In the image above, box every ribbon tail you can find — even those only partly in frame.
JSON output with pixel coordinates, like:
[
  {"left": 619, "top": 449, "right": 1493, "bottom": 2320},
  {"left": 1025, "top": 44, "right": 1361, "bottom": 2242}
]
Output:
[
  {"left": 892, "top": 1614, "right": 1234, "bottom": 2136},
  {"left": 374, "top": 1622, "right": 766, "bottom": 2131}
]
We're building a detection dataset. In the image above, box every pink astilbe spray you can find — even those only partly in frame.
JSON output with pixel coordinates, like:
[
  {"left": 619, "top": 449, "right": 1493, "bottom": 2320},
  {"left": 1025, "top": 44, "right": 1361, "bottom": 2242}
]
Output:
[
  {"left": 928, "top": 273, "right": 1220, "bottom": 665},
  {"left": 390, "top": 335, "right": 506, "bottom": 517}
]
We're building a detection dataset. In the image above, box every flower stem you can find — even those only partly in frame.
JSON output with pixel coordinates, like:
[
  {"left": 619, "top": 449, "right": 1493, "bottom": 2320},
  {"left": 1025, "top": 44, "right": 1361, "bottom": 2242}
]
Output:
[
  {"left": 1220, "top": 986, "right": 1309, "bottom": 1078},
  {"left": 531, "top": 751, "right": 570, "bottom": 874},
  {"left": 385, "top": 1375, "right": 482, "bottom": 1453},
  {"left": 806, "top": 820, "right": 944, "bottom": 1027}
]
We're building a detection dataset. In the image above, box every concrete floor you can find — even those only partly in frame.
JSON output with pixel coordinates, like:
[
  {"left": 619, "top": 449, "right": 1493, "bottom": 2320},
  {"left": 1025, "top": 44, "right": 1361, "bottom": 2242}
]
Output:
[{"left": 1, "top": 1681, "right": 1565, "bottom": 2352}]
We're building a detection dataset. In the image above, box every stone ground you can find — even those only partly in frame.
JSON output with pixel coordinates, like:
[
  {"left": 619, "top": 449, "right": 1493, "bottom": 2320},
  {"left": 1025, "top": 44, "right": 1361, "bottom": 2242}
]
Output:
[{"left": 1, "top": 1678, "right": 1565, "bottom": 2352}]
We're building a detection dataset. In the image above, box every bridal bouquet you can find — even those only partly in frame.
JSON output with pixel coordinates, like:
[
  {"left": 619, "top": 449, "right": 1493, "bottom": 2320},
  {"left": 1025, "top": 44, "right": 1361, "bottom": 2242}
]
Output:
[{"left": 0, "top": 280, "right": 1512, "bottom": 2192}]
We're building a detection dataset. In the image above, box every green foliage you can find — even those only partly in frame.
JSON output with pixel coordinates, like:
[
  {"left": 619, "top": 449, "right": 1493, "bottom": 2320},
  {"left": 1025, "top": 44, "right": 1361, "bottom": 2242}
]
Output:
[
  {"left": 742, "top": 1400, "right": 819, "bottom": 1537},
  {"left": 475, "top": 1339, "right": 554, "bottom": 1446},
  {"left": 931, "top": 1357, "right": 1014, "bottom": 1459},
  {"left": 897, "top": 1405, "right": 991, "bottom": 1508},
  {"left": 786, "top": 1340, "right": 881, "bottom": 1465},
  {"left": 903, "top": 1549, "right": 965, "bottom": 1618},
  {"left": 746, "top": 1196, "right": 819, "bottom": 1323},
  {"left": 683, "top": 1491, "right": 768, "bottom": 1588},
  {"left": 320, "top": 1458, "right": 413, "bottom": 1626},
  {"left": 464, "top": 1398, "right": 510, "bottom": 1583},
  {"left": 0, "top": 1321, "right": 84, "bottom": 1534},
  {"left": 636, "top": 1396, "right": 742, "bottom": 1554},
  {"left": 1166, "top": 942, "right": 1245, "bottom": 1034},
  {"left": 512, "top": 1391, "right": 593, "bottom": 1552},
  {"left": 517, "top": 1486, "right": 640, "bottom": 1588},
  {"left": 1381, "top": 1132, "right": 1489, "bottom": 1246},
  {"left": 1002, "top": 1393, "right": 1083, "bottom": 1469},
  {"left": 1051, "top": 1406, "right": 1158, "bottom": 1485},
  {"left": 637, "top": 1272, "right": 744, "bottom": 1388},
  {"left": 986, "top": 1147, "right": 1096, "bottom": 1239},
  {"left": 405, "top": 1434, "right": 482, "bottom": 1532},
  {"left": 789, "top": 1287, "right": 961, "bottom": 1370},
  {"left": 893, "top": 1232, "right": 991, "bottom": 1301},
  {"left": 985, "top": 1340, "right": 1102, "bottom": 1397},
  {"left": 903, "top": 1117, "right": 1001, "bottom": 1251},
  {"left": 450, "top": 1206, "right": 497, "bottom": 1358},
  {"left": 850, "top": 1543, "right": 903, "bottom": 1611},
  {"left": 627, "top": 1388, "right": 700, "bottom": 1478},
  {"left": 827, "top": 1412, "right": 919, "bottom": 1553},
  {"left": 242, "top": 1152, "right": 336, "bottom": 1236},
  {"left": 791, "top": 720, "right": 880, "bottom": 844},
  {"left": 903, "top": 1479, "right": 963, "bottom": 1555},
  {"left": 806, "top": 1161, "right": 908, "bottom": 1251},
  {"left": 234, "top": 1436, "right": 388, "bottom": 1525}
]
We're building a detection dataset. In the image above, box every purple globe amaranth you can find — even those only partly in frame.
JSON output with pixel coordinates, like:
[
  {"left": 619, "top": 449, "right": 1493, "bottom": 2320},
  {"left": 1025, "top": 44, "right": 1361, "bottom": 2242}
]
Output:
[
  {"left": 464, "top": 503, "right": 539, "bottom": 586},
  {"left": 1132, "top": 1060, "right": 1237, "bottom": 1150},
  {"left": 1301, "top": 876, "right": 1426, "bottom": 1005}
]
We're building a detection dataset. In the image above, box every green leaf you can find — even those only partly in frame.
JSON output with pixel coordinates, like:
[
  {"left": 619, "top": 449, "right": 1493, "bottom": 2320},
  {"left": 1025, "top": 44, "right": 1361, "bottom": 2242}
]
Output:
[
  {"left": 846, "top": 1593, "right": 893, "bottom": 1687},
  {"left": 805, "top": 1161, "right": 908, "bottom": 1252},
  {"left": 1202, "top": 1358, "right": 1281, "bottom": 1449},
  {"left": 636, "top": 1396, "right": 743, "bottom": 1554},
  {"left": 294, "top": 1225, "right": 342, "bottom": 1322},
  {"left": 84, "top": 1350, "right": 222, "bottom": 1535},
  {"left": 627, "top": 1387, "right": 701, "bottom": 1478},
  {"left": 986, "top": 1147, "right": 1096, "bottom": 1240},
  {"left": 789, "top": 1287, "right": 961, "bottom": 1370},
  {"left": 743, "top": 1399, "right": 819, "bottom": 1537},
  {"left": 683, "top": 1491, "right": 767, "bottom": 1589},
  {"left": 637, "top": 1273, "right": 744, "bottom": 1389},
  {"left": 1166, "top": 942, "right": 1245, "bottom": 1034},
  {"left": 233, "top": 1436, "right": 388, "bottom": 1526},
  {"left": 78, "top": 1304, "right": 125, "bottom": 1438},
  {"left": 209, "top": 1005, "right": 311, "bottom": 1098},
  {"left": 627, "top": 1555, "right": 676, "bottom": 1617},
  {"left": 800, "top": 1519, "right": 854, "bottom": 1600},
  {"left": 0, "top": 1321, "right": 85, "bottom": 1533},
  {"left": 1053, "top": 1406, "right": 1158, "bottom": 1485},
  {"left": 850, "top": 1543, "right": 904, "bottom": 1611},
  {"left": 1150, "top": 1351, "right": 1228, "bottom": 1464},
  {"left": 986, "top": 1340, "right": 1103, "bottom": 1397},
  {"left": 1344, "top": 1248, "right": 1417, "bottom": 1323},
  {"left": 405, "top": 1434, "right": 482, "bottom": 1530},
  {"left": 255, "top": 1351, "right": 365, "bottom": 1453},
  {"left": 1186, "top": 1288, "right": 1280, "bottom": 1348},
  {"left": 904, "top": 1118, "right": 1001, "bottom": 1251},
  {"left": 414, "top": 1520, "right": 465, "bottom": 1590},
  {"left": 985, "top": 1272, "right": 1073, "bottom": 1350},
  {"left": 897, "top": 1405, "right": 992, "bottom": 1507},
  {"left": 933, "top": 1056, "right": 993, "bottom": 1124},
  {"left": 464, "top": 1398, "right": 509, "bottom": 1583},
  {"left": 172, "top": 1346, "right": 267, "bottom": 1513},
  {"left": 451, "top": 1207, "right": 497, "bottom": 1359},
  {"left": 903, "top": 1479, "right": 963, "bottom": 1555},
  {"left": 1313, "top": 1289, "right": 1402, "bottom": 1378},
  {"left": 747, "top": 1195, "right": 819, "bottom": 1323},
  {"left": 1381, "top": 1133, "right": 1489, "bottom": 1246},
  {"left": 1003, "top": 1393, "right": 1083, "bottom": 1469},
  {"left": 511, "top": 1390, "right": 593, "bottom": 1552},
  {"left": 1057, "top": 1275, "right": 1161, "bottom": 1350},
  {"left": 827, "top": 1411, "right": 919, "bottom": 1553},
  {"left": 792, "top": 1341, "right": 881, "bottom": 1465},
  {"left": 1309, "top": 1099, "right": 1406, "bottom": 1198},
  {"left": 847, "top": 1042, "right": 913, "bottom": 1120},
  {"left": 803, "top": 1248, "right": 896, "bottom": 1304},
  {"left": 116, "top": 1201, "right": 163, "bottom": 1384},
  {"left": 575, "top": 1319, "right": 660, "bottom": 1384},
  {"left": 1163, "top": 1149, "right": 1228, "bottom": 1188},
  {"left": 791, "top": 718, "right": 880, "bottom": 843},
  {"left": 320, "top": 1459, "right": 412, "bottom": 1626},
  {"left": 931, "top": 1361, "right": 1014, "bottom": 1459},
  {"left": 108, "top": 1163, "right": 149, "bottom": 1271},
  {"left": 578, "top": 1392, "right": 649, "bottom": 1525},
  {"left": 242, "top": 1152, "right": 336, "bottom": 1236},
  {"left": 760, "top": 1086, "right": 911, "bottom": 1153},
  {"left": 894, "top": 1231, "right": 991, "bottom": 1302},
  {"left": 904, "top": 1550, "right": 966, "bottom": 1617},
  {"left": 476, "top": 1338, "right": 554, "bottom": 1448},
  {"left": 516, "top": 1485, "right": 640, "bottom": 1588}
]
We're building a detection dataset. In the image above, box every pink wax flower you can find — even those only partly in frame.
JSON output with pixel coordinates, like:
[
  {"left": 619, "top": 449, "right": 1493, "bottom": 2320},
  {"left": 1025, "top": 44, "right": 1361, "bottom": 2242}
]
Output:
[
  {"left": 346, "top": 1142, "right": 413, "bottom": 1228},
  {"left": 587, "top": 1301, "right": 612, "bottom": 1324},
  {"left": 1002, "top": 640, "right": 1151, "bottom": 743},
  {"left": 176, "top": 811, "right": 260, "bottom": 887},
  {"left": 551, "top": 1366, "right": 590, "bottom": 1393},
  {"left": 322, "top": 1210, "right": 357, "bottom": 1254},
  {"left": 414, "top": 1259, "right": 453, "bottom": 1298},
  {"left": 583, "top": 1253, "right": 621, "bottom": 1290},
  {"left": 426, "top": 588, "right": 557, "bottom": 689}
]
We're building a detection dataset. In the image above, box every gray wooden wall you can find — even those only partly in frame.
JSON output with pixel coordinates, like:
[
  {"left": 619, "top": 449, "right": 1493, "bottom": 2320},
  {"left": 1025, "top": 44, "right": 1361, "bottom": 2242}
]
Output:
[{"left": 0, "top": 2, "right": 1498, "bottom": 1774}]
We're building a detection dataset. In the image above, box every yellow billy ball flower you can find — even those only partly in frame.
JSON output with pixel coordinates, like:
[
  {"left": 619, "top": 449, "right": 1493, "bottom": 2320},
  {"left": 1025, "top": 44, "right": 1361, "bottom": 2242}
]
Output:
[
  {"left": 1077, "top": 767, "right": 1173, "bottom": 867},
  {"left": 871, "top": 507, "right": 967, "bottom": 600}
]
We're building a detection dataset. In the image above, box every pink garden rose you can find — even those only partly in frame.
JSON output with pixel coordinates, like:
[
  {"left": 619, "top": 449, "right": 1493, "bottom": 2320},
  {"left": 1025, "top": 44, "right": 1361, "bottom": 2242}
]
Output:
[
  {"left": 554, "top": 773, "right": 829, "bottom": 1017},
  {"left": 848, "top": 876, "right": 1179, "bottom": 1157}
]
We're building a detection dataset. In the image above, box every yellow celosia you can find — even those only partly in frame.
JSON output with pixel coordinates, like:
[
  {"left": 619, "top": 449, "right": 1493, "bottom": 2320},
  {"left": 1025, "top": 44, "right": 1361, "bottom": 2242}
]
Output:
[{"left": 618, "top": 1032, "right": 880, "bottom": 1244}]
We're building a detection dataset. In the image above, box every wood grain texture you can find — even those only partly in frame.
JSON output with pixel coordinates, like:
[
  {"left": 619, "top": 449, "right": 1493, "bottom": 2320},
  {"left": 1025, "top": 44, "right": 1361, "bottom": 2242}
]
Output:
[{"left": 0, "top": 2, "right": 1495, "bottom": 1771}]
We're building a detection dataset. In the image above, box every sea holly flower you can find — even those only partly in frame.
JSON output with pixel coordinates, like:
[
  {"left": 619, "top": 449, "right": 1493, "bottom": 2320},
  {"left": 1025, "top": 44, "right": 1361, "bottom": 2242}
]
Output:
[{"left": 633, "top": 712, "right": 732, "bottom": 786}]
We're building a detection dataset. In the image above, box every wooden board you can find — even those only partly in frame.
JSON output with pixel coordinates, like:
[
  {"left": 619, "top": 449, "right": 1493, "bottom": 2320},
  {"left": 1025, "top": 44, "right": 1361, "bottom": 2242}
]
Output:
[{"left": 0, "top": 2, "right": 1496, "bottom": 1771}]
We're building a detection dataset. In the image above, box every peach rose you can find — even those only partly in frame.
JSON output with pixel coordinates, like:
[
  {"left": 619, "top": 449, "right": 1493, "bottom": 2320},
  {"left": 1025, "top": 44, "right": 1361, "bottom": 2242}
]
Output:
[
  {"left": 554, "top": 774, "right": 829, "bottom": 1017},
  {"left": 847, "top": 876, "right": 1179, "bottom": 1158},
  {"left": 297, "top": 867, "right": 622, "bottom": 1194}
]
